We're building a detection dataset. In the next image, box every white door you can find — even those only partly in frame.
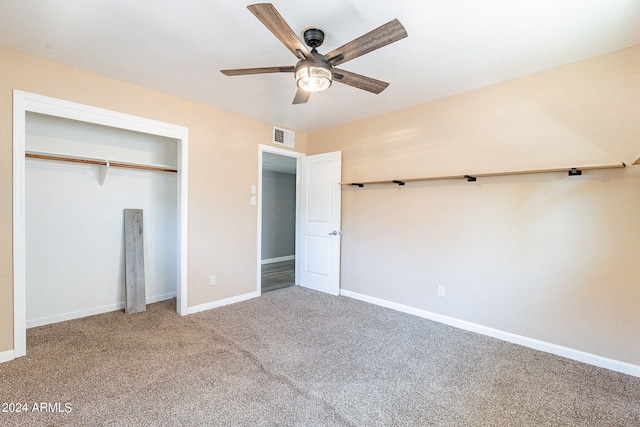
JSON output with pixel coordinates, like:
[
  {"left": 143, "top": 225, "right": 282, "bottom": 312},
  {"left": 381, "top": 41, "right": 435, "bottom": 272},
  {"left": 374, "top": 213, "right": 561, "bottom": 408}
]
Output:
[{"left": 299, "top": 151, "right": 342, "bottom": 295}]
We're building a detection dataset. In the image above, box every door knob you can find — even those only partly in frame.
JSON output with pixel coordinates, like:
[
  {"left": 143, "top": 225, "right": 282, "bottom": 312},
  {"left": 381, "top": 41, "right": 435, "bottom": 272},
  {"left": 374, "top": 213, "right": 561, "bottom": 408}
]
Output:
[{"left": 328, "top": 230, "right": 342, "bottom": 236}]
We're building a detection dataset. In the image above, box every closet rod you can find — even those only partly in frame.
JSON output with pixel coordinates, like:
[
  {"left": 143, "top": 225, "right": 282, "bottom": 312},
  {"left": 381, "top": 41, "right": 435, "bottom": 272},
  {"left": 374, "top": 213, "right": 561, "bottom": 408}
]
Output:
[
  {"left": 25, "top": 152, "right": 177, "bottom": 173},
  {"left": 343, "top": 162, "right": 626, "bottom": 187}
]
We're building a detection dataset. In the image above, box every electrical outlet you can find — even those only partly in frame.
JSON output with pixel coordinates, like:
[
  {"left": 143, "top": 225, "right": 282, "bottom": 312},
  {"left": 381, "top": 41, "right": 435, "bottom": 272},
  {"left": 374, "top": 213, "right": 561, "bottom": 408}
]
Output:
[
  {"left": 437, "top": 285, "right": 445, "bottom": 298},
  {"left": 209, "top": 275, "right": 216, "bottom": 286}
]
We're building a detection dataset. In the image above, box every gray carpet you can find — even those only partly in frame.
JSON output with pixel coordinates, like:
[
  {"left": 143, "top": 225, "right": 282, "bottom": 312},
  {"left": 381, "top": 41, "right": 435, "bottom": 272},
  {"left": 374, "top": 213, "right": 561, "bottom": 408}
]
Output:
[{"left": 1, "top": 286, "right": 639, "bottom": 426}]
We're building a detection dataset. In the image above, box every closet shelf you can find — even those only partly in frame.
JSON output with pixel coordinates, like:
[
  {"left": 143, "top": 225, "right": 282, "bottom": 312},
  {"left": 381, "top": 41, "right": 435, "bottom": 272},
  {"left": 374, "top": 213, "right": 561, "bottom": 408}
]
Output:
[
  {"left": 25, "top": 151, "right": 178, "bottom": 173},
  {"left": 634, "top": 157, "right": 640, "bottom": 166},
  {"left": 342, "top": 162, "right": 626, "bottom": 187}
]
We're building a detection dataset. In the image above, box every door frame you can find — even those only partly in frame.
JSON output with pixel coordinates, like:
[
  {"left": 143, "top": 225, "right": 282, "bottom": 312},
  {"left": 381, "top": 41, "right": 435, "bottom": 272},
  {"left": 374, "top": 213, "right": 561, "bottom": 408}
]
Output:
[
  {"left": 12, "top": 90, "right": 189, "bottom": 359},
  {"left": 257, "top": 144, "right": 304, "bottom": 293}
]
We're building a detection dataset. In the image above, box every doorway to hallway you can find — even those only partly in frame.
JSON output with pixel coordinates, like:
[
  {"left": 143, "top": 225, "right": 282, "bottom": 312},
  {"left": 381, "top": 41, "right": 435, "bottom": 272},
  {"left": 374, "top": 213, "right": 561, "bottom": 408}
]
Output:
[{"left": 259, "top": 148, "right": 299, "bottom": 293}]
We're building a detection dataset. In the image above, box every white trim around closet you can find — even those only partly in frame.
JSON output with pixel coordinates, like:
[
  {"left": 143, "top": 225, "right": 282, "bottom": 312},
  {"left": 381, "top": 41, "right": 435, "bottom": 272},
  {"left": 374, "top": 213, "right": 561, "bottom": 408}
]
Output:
[{"left": 12, "top": 90, "right": 189, "bottom": 359}]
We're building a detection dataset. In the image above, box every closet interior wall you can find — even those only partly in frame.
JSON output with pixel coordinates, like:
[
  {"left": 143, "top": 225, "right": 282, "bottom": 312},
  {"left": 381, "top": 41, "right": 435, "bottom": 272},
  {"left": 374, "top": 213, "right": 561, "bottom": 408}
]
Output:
[{"left": 25, "top": 112, "right": 178, "bottom": 327}]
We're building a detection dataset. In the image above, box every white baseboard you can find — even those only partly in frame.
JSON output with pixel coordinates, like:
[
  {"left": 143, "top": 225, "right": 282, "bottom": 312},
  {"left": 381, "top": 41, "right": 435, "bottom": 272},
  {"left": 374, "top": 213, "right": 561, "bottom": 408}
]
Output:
[
  {"left": 186, "top": 291, "right": 260, "bottom": 315},
  {"left": 26, "top": 292, "right": 177, "bottom": 328},
  {"left": 340, "top": 289, "right": 640, "bottom": 378},
  {"left": 261, "top": 255, "right": 295, "bottom": 265},
  {"left": 0, "top": 349, "right": 15, "bottom": 363}
]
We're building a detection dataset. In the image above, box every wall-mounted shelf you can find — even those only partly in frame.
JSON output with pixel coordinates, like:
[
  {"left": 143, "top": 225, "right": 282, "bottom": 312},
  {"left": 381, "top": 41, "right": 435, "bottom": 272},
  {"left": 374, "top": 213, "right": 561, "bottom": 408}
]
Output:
[
  {"left": 342, "top": 163, "right": 626, "bottom": 187},
  {"left": 25, "top": 151, "right": 177, "bottom": 185}
]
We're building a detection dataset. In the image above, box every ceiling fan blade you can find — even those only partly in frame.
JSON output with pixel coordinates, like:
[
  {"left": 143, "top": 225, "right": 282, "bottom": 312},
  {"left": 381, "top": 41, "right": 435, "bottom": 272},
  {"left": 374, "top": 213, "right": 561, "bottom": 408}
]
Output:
[
  {"left": 247, "top": 3, "right": 312, "bottom": 61},
  {"left": 221, "top": 66, "right": 294, "bottom": 76},
  {"left": 292, "top": 88, "right": 311, "bottom": 104},
  {"left": 325, "top": 19, "right": 407, "bottom": 66},
  {"left": 333, "top": 69, "right": 389, "bottom": 94}
]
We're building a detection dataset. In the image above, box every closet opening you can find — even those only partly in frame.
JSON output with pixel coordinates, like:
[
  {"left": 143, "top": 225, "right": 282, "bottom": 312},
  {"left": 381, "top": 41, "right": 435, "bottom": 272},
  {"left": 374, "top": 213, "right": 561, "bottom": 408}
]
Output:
[
  {"left": 25, "top": 113, "right": 178, "bottom": 328},
  {"left": 13, "top": 91, "right": 189, "bottom": 359}
]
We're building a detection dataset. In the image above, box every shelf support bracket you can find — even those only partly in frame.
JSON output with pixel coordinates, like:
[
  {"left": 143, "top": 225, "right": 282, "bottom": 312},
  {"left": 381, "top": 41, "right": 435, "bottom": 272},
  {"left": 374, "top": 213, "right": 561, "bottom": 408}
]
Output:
[
  {"left": 352, "top": 183, "right": 364, "bottom": 188},
  {"left": 568, "top": 168, "right": 582, "bottom": 176},
  {"left": 100, "top": 160, "right": 110, "bottom": 185},
  {"left": 393, "top": 180, "right": 405, "bottom": 186},
  {"left": 464, "top": 175, "right": 477, "bottom": 182}
]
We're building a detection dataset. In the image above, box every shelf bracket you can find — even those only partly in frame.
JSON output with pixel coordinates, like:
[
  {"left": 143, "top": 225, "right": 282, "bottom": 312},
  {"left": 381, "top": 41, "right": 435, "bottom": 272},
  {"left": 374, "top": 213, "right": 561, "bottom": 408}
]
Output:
[
  {"left": 393, "top": 180, "right": 406, "bottom": 186},
  {"left": 352, "top": 183, "right": 364, "bottom": 188},
  {"left": 568, "top": 168, "right": 582, "bottom": 176},
  {"left": 100, "top": 160, "right": 110, "bottom": 185},
  {"left": 464, "top": 175, "right": 477, "bottom": 182}
]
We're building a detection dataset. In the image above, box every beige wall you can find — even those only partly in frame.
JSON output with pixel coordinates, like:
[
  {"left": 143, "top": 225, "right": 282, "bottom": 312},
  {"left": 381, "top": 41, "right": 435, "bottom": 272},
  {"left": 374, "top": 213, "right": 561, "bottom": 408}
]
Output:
[
  {"left": 0, "top": 46, "right": 307, "bottom": 353},
  {"left": 308, "top": 46, "right": 640, "bottom": 365}
]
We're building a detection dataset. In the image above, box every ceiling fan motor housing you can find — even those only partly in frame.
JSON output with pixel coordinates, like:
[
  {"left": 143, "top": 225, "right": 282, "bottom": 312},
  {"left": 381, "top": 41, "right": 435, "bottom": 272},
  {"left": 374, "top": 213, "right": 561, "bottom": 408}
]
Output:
[{"left": 303, "top": 27, "right": 325, "bottom": 48}]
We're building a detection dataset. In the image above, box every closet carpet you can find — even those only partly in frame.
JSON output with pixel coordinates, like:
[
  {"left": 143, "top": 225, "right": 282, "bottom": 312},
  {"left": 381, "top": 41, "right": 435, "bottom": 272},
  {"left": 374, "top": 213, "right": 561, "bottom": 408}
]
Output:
[{"left": 1, "top": 286, "right": 639, "bottom": 426}]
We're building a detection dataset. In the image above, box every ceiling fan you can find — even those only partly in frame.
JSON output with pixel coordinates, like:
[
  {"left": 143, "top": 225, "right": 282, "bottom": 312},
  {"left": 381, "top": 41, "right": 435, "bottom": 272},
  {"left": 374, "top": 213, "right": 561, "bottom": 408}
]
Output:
[{"left": 221, "top": 3, "right": 408, "bottom": 104}]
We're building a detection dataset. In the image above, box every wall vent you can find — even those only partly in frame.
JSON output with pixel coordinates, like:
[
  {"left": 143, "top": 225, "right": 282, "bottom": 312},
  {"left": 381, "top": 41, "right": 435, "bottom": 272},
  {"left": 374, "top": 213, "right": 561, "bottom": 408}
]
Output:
[{"left": 273, "top": 126, "right": 295, "bottom": 148}]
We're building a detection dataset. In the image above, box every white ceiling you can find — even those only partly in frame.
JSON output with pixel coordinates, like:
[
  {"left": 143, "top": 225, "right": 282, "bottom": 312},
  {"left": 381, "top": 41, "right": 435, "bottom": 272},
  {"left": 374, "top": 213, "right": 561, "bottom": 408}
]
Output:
[{"left": 1, "top": 1, "right": 639, "bottom": 133}]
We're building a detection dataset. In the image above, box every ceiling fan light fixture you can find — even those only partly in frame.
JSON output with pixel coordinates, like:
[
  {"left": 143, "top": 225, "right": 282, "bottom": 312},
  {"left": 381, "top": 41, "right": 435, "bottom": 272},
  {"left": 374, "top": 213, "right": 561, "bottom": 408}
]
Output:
[{"left": 295, "top": 62, "right": 333, "bottom": 92}]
